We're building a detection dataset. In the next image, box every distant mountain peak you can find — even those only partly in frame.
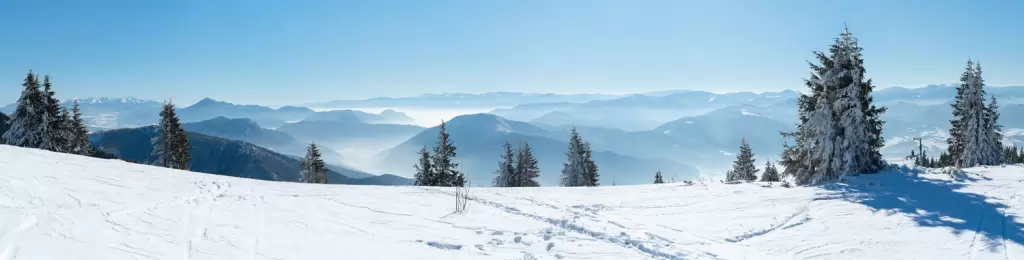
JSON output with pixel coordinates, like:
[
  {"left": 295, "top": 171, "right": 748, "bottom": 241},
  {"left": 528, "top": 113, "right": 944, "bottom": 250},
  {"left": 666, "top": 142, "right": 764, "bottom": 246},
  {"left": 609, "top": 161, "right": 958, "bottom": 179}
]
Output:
[
  {"left": 66, "top": 97, "right": 158, "bottom": 105},
  {"left": 194, "top": 97, "right": 226, "bottom": 106}
]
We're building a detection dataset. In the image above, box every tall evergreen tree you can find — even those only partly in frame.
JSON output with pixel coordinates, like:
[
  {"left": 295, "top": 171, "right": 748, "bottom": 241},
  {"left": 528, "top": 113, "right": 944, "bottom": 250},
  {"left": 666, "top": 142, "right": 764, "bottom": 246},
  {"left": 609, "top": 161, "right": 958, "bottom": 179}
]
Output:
[
  {"left": 493, "top": 141, "right": 516, "bottom": 187},
  {"left": 984, "top": 96, "right": 1003, "bottom": 164},
  {"left": 299, "top": 142, "right": 329, "bottom": 184},
  {"left": 561, "top": 127, "right": 591, "bottom": 187},
  {"left": 514, "top": 141, "right": 541, "bottom": 187},
  {"left": 778, "top": 27, "right": 885, "bottom": 185},
  {"left": 431, "top": 120, "right": 465, "bottom": 187},
  {"left": 653, "top": 170, "right": 665, "bottom": 184},
  {"left": 413, "top": 146, "right": 434, "bottom": 186},
  {"left": 3, "top": 71, "right": 45, "bottom": 148},
  {"left": 760, "top": 160, "right": 781, "bottom": 182},
  {"left": 729, "top": 138, "right": 758, "bottom": 182},
  {"left": 38, "top": 75, "right": 68, "bottom": 152},
  {"left": 67, "top": 100, "right": 92, "bottom": 155},
  {"left": 152, "top": 101, "right": 191, "bottom": 170},
  {"left": 947, "top": 60, "right": 973, "bottom": 165},
  {"left": 583, "top": 142, "right": 600, "bottom": 186},
  {"left": 953, "top": 61, "right": 994, "bottom": 167},
  {"left": 0, "top": 112, "right": 9, "bottom": 143}
]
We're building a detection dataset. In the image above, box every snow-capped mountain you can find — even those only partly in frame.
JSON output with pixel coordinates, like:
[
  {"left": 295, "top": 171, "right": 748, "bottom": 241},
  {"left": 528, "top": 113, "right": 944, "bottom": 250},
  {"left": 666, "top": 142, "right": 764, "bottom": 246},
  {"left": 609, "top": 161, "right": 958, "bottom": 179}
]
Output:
[{"left": 2, "top": 145, "right": 1021, "bottom": 259}]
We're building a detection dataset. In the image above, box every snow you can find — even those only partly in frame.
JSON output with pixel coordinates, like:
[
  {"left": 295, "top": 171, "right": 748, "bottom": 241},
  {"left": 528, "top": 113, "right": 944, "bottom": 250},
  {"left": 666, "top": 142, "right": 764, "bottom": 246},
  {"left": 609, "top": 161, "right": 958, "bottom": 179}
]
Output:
[
  {"left": 739, "top": 109, "right": 761, "bottom": 117},
  {"left": 707, "top": 97, "right": 715, "bottom": 103},
  {"left": 2, "top": 145, "right": 1024, "bottom": 259}
]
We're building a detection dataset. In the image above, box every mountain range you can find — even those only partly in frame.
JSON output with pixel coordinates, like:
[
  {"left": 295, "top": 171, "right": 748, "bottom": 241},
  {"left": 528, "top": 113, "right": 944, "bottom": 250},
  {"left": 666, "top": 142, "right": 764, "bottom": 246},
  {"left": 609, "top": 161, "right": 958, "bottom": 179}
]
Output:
[
  {"left": 6, "top": 84, "right": 1024, "bottom": 185},
  {"left": 88, "top": 126, "right": 410, "bottom": 185}
]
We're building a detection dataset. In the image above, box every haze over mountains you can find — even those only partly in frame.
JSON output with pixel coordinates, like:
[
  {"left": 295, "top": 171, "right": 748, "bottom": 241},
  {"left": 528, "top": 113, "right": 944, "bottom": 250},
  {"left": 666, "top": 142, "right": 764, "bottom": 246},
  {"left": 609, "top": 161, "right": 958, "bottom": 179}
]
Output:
[{"left": 6, "top": 84, "right": 1024, "bottom": 186}]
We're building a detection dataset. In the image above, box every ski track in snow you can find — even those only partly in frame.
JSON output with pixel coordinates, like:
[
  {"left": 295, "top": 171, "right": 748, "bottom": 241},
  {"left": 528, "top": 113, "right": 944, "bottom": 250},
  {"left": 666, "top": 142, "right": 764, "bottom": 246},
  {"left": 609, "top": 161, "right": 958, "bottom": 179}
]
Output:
[{"left": 2, "top": 146, "right": 1024, "bottom": 259}]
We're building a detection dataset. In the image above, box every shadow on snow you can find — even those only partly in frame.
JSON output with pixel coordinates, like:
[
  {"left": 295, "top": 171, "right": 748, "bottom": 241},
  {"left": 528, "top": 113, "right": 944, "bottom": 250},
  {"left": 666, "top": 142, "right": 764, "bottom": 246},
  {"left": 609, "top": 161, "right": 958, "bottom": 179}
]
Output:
[{"left": 821, "top": 165, "right": 1024, "bottom": 251}]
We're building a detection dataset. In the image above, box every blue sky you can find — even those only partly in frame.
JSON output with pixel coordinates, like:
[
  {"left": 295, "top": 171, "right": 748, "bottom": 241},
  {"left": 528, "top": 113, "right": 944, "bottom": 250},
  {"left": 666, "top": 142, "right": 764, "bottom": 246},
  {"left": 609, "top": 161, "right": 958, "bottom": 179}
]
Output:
[{"left": 0, "top": 0, "right": 1021, "bottom": 106}]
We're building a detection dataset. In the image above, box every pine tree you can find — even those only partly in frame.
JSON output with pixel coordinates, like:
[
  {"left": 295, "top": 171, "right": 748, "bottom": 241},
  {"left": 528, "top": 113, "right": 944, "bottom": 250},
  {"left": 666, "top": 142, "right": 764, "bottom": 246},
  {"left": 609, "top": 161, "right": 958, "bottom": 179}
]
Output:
[
  {"left": 493, "top": 141, "right": 516, "bottom": 187},
  {"left": 152, "top": 101, "right": 191, "bottom": 170},
  {"left": 561, "top": 127, "right": 591, "bottom": 187},
  {"left": 431, "top": 120, "right": 464, "bottom": 187},
  {"left": 947, "top": 60, "right": 973, "bottom": 165},
  {"left": 514, "top": 141, "right": 541, "bottom": 187},
  {"left": 954, "top": 61, "right": 992, "bottom": 167},
  {"left": 413, "top": 146, "right": 434, "bottom": 186},
  {"left": 729, "top": 138, "right": 758, "bottom": 182},
  {"left": 67, "top": 100, "right": 92, "bottom": 155},
  {"left": 3, "top": 71, "right": 45, "bottom": 148},
  {"left": 778, "top": 27, "right": 885, "bottom": 185},
  {"left": 583, "top": 142, "right": 600, "bottom": 186},
  {"left": 984, "top": 96, "right": 1003, "bottom": 165},
  {"left": 299, "top": 142, "right": 329, "bottom": 184},
  {"left": 760, "top": 160, "right": 781, "bottom": 182},
  {"left": 653, "top": 170, "right": 665, "bottom": 184},
  {"left": 38, "top": 75, "right": 68, "bottom": 152},
  {"left": 0, "top": 112, "right": 9, "bottom": 143}
]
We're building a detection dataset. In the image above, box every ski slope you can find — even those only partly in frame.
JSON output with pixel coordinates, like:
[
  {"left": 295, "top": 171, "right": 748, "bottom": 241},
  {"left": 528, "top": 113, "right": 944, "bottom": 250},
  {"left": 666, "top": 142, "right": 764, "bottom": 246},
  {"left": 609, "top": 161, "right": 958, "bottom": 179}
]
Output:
[{"left": 1, "top": 145, "right": 1023, "bottom": 259}]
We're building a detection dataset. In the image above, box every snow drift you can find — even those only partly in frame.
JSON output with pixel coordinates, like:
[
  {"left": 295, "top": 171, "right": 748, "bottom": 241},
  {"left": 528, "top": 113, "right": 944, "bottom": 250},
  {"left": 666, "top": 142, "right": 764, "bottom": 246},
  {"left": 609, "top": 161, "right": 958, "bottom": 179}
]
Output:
[{"left": 0, "top": 145, "right": 1022, "bottom": 259}]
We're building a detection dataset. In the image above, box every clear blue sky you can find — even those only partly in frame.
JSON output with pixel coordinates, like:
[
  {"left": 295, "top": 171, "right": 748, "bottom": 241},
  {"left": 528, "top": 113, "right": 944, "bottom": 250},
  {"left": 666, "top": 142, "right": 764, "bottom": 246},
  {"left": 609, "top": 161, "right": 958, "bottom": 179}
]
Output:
[{"left": 0, "top": 0, "right": 1021, "bottom": 106}]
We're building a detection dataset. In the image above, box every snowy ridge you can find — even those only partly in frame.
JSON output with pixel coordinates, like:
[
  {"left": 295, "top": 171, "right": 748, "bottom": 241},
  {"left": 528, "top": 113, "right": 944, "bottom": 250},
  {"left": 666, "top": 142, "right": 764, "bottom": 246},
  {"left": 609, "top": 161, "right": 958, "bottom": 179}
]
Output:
[{"left": 1, "top": 145, "right": 1023, "bottom": 259}]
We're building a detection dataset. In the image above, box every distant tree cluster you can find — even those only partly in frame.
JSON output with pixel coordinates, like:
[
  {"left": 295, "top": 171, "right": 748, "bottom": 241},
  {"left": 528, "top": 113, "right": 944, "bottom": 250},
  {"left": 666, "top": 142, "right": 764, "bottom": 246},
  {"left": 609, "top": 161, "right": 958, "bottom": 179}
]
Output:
[
  {"left": 493, "top": 141, "right": 541, "bottom": 187},
  {"left": 1004, "top": 145, "right": 1024, "bottom": 165},
  {"left": 413, "top": 120, "right": 467, "bottom": 187},
  {"left": 779, "top": 28, "right": 887, "bottom": 185},
  {"left": 2, "top": 71, "right": 91, "bottom": 155}
]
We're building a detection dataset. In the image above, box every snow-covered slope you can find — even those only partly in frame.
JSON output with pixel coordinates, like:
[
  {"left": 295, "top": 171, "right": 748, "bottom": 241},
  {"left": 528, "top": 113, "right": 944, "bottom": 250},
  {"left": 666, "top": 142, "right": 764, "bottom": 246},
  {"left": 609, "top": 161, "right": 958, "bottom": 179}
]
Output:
[{"left": 2, "top": 145, "right": 1023, "bottom": 259}]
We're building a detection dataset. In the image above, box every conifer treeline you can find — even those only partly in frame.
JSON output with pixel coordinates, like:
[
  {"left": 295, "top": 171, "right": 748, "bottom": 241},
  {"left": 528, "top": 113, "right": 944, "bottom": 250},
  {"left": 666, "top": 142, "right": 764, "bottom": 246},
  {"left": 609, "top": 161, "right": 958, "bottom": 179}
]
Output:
[{"left": 2, "top": 71, "right": 91, "bottom": 155}]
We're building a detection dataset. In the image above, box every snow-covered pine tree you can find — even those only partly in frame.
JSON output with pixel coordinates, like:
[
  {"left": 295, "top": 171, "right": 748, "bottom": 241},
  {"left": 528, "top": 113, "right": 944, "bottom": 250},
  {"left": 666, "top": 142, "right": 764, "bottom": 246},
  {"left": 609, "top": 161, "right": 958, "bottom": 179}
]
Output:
[
  {"left": 984, "top": 96, "right": 1003, "bottom": 165},
  {"left": 431, "top": 120, "right": 465, "bottom": 187},
  {"left": 729, "top": 138, "right": 758, "bottom": 182},
  {"left": 68, "top": 100, "right": 92, "bottom": 155},
  {"left": 413, "top": 146, "right": 434, "bottom": 186},
  {"left": 299, "top": 142, "right": 329, "bottom": 184},
  {"left": 560, "top": 127, "right": 589, "bottom": 187},
  {"left": 152, "top": 101, "right": 191, "bottom": 170},
  {"left": 957, "top": 61, "right": 991, "bottom": 167},
  {"left": 514, "top": 141, "right": 541, "bottom": 187},
  {"left": 493, "top": 141, "right": 516, "bottom": 187},
  {"left": 947, "top": 60, "right": 973, "bottom": 164},
  {"left": 760, "top": 160, "right": 781, "bottom": 182},
  {"left": 780, "top": 27, "right": 886, "bottom": 185},
  {"left": 3, "top": 71, "right": 45, "bottom": 148},
  {"left": 38, "top": 75, "right": 68, "bottom": 153},
  {"left": 653, "top": 170, "right": 665, "bottom": 184},
  {"left": 0, "top": 112, "right": 9, "bottom": 143},
  {"left": 582, "top": 141, "right": 600, "bottom": 186}
]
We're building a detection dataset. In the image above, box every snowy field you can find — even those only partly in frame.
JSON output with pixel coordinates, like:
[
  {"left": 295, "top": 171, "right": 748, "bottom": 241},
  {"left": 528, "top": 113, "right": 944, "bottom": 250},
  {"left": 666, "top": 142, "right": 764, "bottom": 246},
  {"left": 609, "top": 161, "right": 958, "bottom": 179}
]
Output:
[{"left": 1, "top": 145, "right": 1023, "bottom": 259}]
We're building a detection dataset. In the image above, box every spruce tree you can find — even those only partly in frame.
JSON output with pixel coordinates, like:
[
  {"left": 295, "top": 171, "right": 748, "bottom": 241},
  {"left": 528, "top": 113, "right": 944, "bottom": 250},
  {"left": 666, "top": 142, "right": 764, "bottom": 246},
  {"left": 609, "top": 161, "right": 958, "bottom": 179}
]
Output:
[
  {"left": 583, "top": 142, "right": 600, "bottom": 186},
  {"left": 729, "top": 138, "right": 758, "bottom": 182},
  {"left": 947, "top": 60, "right": 973, "bottom": 165},
  {"left": 68, "top": 100, "right": 92, "bottom": 155},
  {"left": 954, "top": 61, "right": 992, "bottom": 167},
  {"left": 431, "top": 120, "right": 464, "bottom": 187},
  {"left": 38, "top": 75, "right": 68, "bottom": 152},
  {"left": 984, "top": 96, "right": 1003, "bottom": 164},
  {"left": 778, "top": 27, "right": 885, "bottom": 185},
  {"left": 152, "top": 101, "right": 191, "bottom": 170},
  {"left": 653, "top": 170, "right": 665, "bottom": 184},
  {"left": 493, "top": 141, "right": 516, "bottom": 187},
  {"left": 3, "top": 71, "right": 45, "bottom": 148},
  {"left": 560, "top": 127, "right": 590, "bottom": 187},
  {"left": 413, "top": 146, "right": 434, "bottom": 186},
  {"left": 0, "top": 112, "right": 9, "bottom": 143},
  {"left": 514, "top": 141, "right": 541, "bottom": 187},
  {"left": 299, "top": 142, "right": 329, "bottom": 184},
  {"left": 760, "top": 161, "right": 781, "bottom": 182}
]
